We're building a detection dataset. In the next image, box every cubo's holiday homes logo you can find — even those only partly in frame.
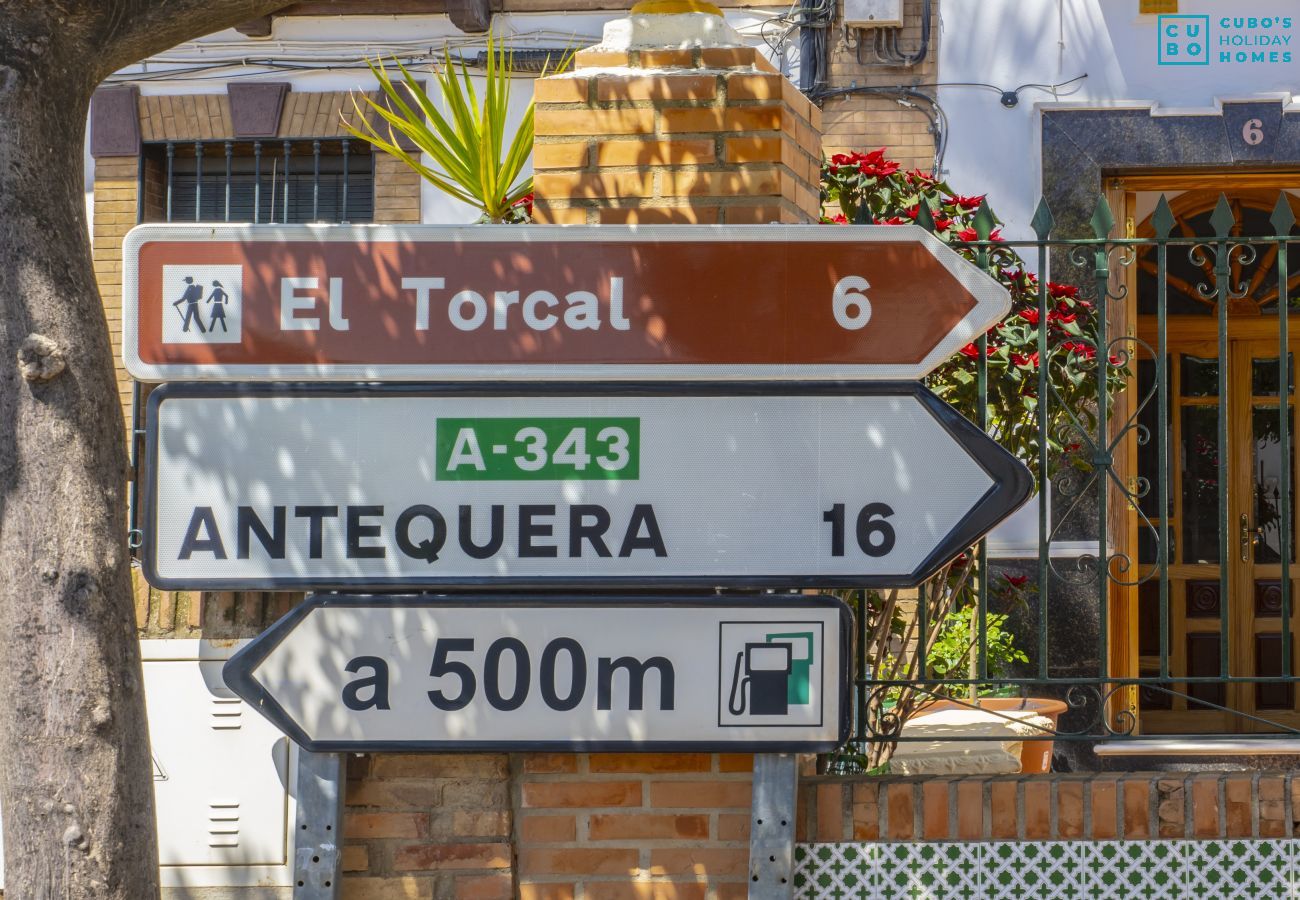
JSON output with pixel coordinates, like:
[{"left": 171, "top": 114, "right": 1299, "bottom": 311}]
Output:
[
  {"left": 1158, "top": 14, "right": 1294, "bottom": 66},
  {"left": 161, "top": 265, "right": 242, "bottom": 344}
]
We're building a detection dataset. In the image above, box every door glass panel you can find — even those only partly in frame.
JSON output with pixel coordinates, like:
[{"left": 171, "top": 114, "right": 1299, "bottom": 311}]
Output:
[
  {"left": 1137, "top": 357, "right": 1174, "bottom": 519},
  {"left": 1252, "top": 405, "right": 1294, "bottom": 564},
  {"left": 1252, "top": 355, "right": 1295, "bottom": 396},
  {"left": 1181, "top": 405, "right": 1221, "bottom": 563},
  {"left": 1255, "top": 633, "right": 1293, "bottom": 709},
  {"left": 1186, "top": 632, "right": 1225, "bottom": 707},
  {"left": 1181, "top": 356, "right": 1221, "bottom": 397},
  {"left": 1138, "top": 580, "right": 1161, "bottom": 656}
]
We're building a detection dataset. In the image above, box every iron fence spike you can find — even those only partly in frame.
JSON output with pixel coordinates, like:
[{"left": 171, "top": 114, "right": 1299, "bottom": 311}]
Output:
[
  {"left": 1030, "top": 197, "right": 1054, "bottom": 240},
  {"left": 1090, "top": 194, "right": 1114, "bottom": 240},
  {"left": 1151, "top": 194, "right": 1175, "bottom": 239},
  {"left": 1210, "top": 192, "right": 1236, "bottom": 237},
  {"left": 1272, "top": 192, "right": 1296, "bottom": 236},
  {"left": 973, "top": 198, "right": 996, "bottom": 240}
]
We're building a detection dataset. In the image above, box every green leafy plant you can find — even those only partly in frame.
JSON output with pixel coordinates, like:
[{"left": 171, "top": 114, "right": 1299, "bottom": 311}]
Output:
[
  {"left": 927, "top": 610, "right": 1025, "bottom": 683},
  {"left": 926, "top": 573, "right": 1032, "bottom": 699},
  {"left": 343, "top": 39, "right": 541, "bottom": 223}
]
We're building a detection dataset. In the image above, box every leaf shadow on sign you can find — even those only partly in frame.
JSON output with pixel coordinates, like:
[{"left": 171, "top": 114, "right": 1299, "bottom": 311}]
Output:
[
  {"left": 260, "top": 602, "right": 689, "bottom": 747},
  {"left": 152, "top": 388, "right": 651, "bottom": 585},
  {"left": 236, "top": 231, "right": 872, "bottom": 368}
]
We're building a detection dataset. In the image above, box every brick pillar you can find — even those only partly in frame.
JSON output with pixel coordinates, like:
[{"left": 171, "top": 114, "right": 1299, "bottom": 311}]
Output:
[{"left": 532, "top": 6, "right": 822, "bottom": 225}]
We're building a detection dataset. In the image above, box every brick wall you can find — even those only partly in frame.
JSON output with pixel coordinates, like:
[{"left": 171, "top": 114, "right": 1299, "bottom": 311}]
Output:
[
  {"left": 804, "top": 772, "right": 1297, "bottom": 843},
  {"left": 90, "top": 155, "right": 140, "bottom": 428},
  {"left": 341, "top": 754, "right": 514, "bottom": 900},
  {"left": 819, "top": 0, "right": 940, "bottom": 173},
  {"left": 336, "top": 751, "right": 760, "bottom": 899},
  {"left": 515, "top": 753, "right": 755, "bottom": 900}
]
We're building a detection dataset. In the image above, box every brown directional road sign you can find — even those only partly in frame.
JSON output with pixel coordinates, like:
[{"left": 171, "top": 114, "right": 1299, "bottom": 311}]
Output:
[{"left": 123, "top": 223, "right": 1010, "bottom": 382}]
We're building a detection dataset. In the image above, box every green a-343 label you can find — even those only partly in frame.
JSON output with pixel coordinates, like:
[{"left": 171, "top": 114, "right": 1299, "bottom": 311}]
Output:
[{"left": 436, "top": 418, "right": 640, "bottom": 480}]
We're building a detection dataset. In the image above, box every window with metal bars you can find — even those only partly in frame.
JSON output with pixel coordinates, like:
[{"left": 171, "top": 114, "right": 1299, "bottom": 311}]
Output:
[{"left": 141, "top": 138, "right": 374, "bottom": 224}]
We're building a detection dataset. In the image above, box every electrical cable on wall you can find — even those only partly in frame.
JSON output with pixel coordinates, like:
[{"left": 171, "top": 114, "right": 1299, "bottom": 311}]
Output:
[
  {"left": 809, "top": 83, "right": 947, "bottom": 176},
  {"left": 806, "top": 73, "right": 1085, "bottom": 178},
  {"left": 103, "top": 12, "right": 795, "bottom": 86}
]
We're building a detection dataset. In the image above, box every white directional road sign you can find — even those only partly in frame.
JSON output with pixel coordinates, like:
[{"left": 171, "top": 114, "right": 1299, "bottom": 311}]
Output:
[
  {"left": 223, "top": 594, "right": 851, "bottom": 752},
  {"left": 141, "top": 382, "right": 1031, "bottom": 590}
]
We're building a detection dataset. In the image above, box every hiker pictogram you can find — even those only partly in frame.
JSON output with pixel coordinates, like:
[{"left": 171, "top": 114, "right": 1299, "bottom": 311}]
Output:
[
  {"left": 172, "top": 276, "right": 207, "bottom": 333},
  {"left": 206, "top": 280, "right": 230, "bottom": 333},
  {"left": 160, "top": 265, "right": 242, "bottom": 345}
]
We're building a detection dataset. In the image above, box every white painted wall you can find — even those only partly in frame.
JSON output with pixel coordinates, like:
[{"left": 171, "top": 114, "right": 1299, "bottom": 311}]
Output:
[{"left": 938, "top": 0, "right": 1300, "bottom": 241}]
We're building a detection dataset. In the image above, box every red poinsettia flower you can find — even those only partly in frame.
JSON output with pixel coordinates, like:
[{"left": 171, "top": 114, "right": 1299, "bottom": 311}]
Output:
[
  {"left": 1047, "top": 281, "right": 1079, "bottom": 299},
  {"left": 1010, "top": 351, "right": 1040, "bottom": 368},
  {"left": 860, "top": 159, "right": 900, "bottom": 178},
  {"left": 879, "top": 215, "right": 910, "bottom": 225},
  {"left": 949, "top": 194, "right": 985, "bottom": 211},
  {"left": 956, "top": 226, "right": 1003, "bottom": 242},
  {"left": 1018, "top": 308, "right": 1041, "bottom": 325},
  {"left": 1004, "top": 574, "right": 1030, "bottom": 587},
  {"left": 958, "top": 343, "right": 980, "bottom": 359}
]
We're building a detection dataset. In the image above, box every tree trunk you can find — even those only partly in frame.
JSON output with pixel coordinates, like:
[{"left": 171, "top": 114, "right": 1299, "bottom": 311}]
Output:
[
  {"left": 0, "top": 3, "right": 294, "bottom": 896},
  {"left": 0, "top": 49, "right": 158, "bottom": 898}
]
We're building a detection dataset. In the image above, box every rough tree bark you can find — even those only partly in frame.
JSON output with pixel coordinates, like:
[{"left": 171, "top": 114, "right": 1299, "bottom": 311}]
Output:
[{"left": 0, "top": 3, "right": 294, "bottom": 896}]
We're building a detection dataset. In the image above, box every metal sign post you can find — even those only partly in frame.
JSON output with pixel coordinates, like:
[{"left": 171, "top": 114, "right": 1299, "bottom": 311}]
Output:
[
  {"left": 748, "top": 754, "right": 798, "bottom": 900},
  {"left": 292, "top": 750, "right": 344, "bottom": 900},
  {"left": 140, "top": 382, "right": 1031, "bottom": 591}
]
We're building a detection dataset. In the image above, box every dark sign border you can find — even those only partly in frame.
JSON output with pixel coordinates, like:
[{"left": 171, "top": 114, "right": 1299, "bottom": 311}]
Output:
[
  {"left": 141, "top": 381, "right": 1032, "bottom": 590},
  {"left": 223, "top": 593, "right": 853, "bottom": 753}
]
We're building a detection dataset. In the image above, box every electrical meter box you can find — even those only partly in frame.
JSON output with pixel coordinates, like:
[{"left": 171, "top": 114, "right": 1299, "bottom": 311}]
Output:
[
  {"left": 0, "top": 640, "right": 298, "bottom": 894},
  {"left": 147, "top": 640, "right": 296, "bottom": 890},
  {"left": 842, "top": 0, "right": 903, "bottom": 28}
]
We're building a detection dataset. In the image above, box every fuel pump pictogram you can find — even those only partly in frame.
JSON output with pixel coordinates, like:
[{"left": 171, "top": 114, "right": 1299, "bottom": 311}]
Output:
[
  {"left": 728, "top": 642, "right": 793, "bottom": 716},
  {"left": 720, "top": 626, "right": 818, "bottom": 724}
]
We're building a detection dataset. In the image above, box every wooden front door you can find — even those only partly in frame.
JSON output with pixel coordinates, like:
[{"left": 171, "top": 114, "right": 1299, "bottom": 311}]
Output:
[
  {"left": 1137, "top": 337, "right": 1299, "bottom": 732},
  {"left": 1130, "top": 186, "right": 1300, "bottom": 733}
]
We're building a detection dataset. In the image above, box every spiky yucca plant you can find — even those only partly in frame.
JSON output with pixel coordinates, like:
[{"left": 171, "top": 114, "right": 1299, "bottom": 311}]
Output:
[{"left": 344, "top": 39, "right": 540, "bottom": 222}]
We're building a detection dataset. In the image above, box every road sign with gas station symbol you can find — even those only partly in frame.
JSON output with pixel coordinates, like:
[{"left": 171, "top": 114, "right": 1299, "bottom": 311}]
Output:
[{"left": 222, "top": 594, "right": 851, "bottom": 752}]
